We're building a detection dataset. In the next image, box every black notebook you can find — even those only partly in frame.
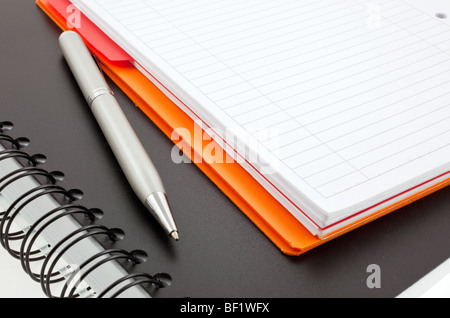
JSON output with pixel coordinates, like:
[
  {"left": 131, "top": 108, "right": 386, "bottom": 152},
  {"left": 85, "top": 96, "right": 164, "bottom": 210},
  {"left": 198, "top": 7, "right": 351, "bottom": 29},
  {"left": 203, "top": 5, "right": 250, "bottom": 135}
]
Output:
[{"left": 0, "top": 121, "right": 171, "bottom": 298}]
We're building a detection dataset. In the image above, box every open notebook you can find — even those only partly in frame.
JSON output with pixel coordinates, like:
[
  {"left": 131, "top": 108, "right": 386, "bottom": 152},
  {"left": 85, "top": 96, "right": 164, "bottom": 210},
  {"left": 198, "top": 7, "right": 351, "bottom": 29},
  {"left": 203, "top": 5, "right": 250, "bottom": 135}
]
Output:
[{"left": 68, "top": 0, "right": 450, "bottom": 238}]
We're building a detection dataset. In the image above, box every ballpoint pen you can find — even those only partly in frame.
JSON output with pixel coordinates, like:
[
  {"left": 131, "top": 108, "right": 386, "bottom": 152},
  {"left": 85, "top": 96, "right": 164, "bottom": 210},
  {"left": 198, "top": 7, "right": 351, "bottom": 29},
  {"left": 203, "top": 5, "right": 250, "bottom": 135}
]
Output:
[{"left": 58, "top": 31, "right": 179, "bottom": 241}]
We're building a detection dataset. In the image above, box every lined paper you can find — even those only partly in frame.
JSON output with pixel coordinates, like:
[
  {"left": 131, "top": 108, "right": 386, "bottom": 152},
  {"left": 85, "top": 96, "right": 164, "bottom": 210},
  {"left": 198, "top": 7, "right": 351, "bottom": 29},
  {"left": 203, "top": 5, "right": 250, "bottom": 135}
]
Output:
[{"left": 73, "top": 0, "right": 450, "bottom": 225}]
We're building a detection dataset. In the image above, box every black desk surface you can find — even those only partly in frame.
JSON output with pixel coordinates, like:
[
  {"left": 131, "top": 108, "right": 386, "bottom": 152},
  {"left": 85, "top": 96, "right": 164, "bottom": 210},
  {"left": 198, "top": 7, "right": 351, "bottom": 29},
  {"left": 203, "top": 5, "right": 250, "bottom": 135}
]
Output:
[{"left": 1, "top": 1, "right": 449, "bottom": 298}]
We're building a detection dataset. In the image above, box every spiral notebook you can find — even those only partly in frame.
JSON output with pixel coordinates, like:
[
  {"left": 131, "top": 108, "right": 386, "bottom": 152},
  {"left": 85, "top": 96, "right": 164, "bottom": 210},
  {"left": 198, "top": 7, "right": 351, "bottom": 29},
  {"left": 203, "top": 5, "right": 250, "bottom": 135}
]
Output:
[
  {"left": 0, "top": 122, "right": 170, "bottom": 298},
  {"left": 38, "top": 0, "right": 450, "bottom": 255}
]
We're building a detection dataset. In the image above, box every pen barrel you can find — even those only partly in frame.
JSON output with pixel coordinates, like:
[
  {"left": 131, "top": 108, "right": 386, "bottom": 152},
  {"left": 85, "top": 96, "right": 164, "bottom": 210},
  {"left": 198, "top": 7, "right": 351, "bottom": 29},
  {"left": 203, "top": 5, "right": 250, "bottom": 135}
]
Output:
[
  {"left": 59, "top": 31, "right": 110, "bottom": 103},
  {"left": 59, "top": 31, "right": 178, "bottom": 236},
  {"left": 90, "top": 94, "right": 166, "bottom": 200},
  {"left": 58, "top": 31, "right": 166, "bottom": 200}
]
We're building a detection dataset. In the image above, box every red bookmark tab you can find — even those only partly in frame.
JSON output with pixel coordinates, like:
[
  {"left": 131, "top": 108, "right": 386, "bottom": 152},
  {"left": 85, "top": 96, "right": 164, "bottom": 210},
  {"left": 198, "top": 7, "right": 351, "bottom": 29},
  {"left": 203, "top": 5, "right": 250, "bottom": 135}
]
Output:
[{"left": 47, "top": 0, "right": 132, "bottom": 63}]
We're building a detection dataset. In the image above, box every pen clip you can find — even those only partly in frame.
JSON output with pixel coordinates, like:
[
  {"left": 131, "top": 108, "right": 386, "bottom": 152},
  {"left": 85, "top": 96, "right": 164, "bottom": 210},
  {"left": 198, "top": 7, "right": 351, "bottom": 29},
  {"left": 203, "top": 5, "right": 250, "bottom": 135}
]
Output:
[
  {"left": 86, "top": 55, "right": 115, "bottom": 107},
  {"left": 92, "top": 55, "right": 106, "bottom": 77}
]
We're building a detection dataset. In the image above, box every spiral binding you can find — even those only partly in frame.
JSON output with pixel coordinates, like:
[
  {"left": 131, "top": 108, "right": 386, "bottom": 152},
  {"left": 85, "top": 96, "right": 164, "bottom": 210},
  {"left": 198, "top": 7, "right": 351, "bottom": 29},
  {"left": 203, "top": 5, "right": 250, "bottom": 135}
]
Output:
[{"left": 0, "top": 121, "right": 171, "bottom": 298}]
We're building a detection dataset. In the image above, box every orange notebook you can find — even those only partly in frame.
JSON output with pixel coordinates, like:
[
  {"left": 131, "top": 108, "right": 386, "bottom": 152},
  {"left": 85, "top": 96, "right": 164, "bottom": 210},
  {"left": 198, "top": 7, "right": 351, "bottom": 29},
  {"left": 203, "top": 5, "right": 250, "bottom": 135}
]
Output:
[{"left": 37, "top": 0, "right": 450, "bottom": 255}]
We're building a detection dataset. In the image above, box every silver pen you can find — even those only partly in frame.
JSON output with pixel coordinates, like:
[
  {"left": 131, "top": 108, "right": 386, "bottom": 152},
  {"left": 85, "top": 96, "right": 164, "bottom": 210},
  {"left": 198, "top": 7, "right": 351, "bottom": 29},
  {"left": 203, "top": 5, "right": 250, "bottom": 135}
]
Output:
[{"left": 59, "top": 31, "right": 179, "bottom": 241}]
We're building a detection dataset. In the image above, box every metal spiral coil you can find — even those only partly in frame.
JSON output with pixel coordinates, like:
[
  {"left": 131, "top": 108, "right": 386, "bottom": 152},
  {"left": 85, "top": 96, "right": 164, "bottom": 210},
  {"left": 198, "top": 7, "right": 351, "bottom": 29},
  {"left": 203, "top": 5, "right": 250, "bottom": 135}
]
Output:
[{"left": 0, "top": 121, "right": 171, "bottom": 298}]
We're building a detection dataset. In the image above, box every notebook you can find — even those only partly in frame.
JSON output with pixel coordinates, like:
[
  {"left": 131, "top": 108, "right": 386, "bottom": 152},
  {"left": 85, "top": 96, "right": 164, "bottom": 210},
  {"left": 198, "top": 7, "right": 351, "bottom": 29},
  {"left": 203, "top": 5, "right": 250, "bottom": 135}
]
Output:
[
  {"left": 397, "top": 257, "right": 450, "bottom": 298},
  {"left": 2, "top": 0, "right": 448, "bottom": 299},
  {"left": 61, "top": 0, "right": 450, "bottom": 239},
  {"left": 0, "top": 122, "right": 170, "bottom": 298}
]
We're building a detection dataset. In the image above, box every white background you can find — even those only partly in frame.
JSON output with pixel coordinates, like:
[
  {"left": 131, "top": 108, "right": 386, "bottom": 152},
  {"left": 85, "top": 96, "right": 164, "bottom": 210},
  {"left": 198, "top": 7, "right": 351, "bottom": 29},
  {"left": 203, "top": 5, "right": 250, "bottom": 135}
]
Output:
[{"left": 0, "top": 247, "right": 45, "bottom": 298}]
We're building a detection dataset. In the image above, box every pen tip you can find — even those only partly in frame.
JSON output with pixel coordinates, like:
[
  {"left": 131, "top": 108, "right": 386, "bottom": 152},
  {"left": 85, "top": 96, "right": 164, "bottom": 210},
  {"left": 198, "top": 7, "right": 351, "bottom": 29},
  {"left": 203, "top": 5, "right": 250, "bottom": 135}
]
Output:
[{"left": 170, "top": 231, "right": 179, "bottom": 241}]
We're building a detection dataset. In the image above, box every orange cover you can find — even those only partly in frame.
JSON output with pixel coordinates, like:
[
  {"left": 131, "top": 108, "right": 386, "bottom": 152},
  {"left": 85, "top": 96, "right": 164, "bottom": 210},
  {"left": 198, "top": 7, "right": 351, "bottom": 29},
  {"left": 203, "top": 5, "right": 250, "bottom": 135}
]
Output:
[{"left": 36, "top": 0, "right": 450, "bottom": 255}]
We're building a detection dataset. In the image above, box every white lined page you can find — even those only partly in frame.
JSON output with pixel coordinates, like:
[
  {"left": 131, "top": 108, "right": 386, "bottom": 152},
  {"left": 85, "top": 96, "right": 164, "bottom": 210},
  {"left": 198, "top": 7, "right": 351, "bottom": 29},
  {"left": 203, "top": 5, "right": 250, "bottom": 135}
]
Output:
[{"left": 72, "top": 0, "right": 450, "bottom": 229}]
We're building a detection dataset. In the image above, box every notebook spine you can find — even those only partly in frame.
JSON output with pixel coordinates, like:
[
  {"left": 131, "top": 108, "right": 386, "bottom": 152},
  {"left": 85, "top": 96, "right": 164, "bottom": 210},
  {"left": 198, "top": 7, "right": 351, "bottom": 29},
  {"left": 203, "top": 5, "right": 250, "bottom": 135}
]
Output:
[{"left": 0, "top": 121, "right": 170, "bottom": 298}]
